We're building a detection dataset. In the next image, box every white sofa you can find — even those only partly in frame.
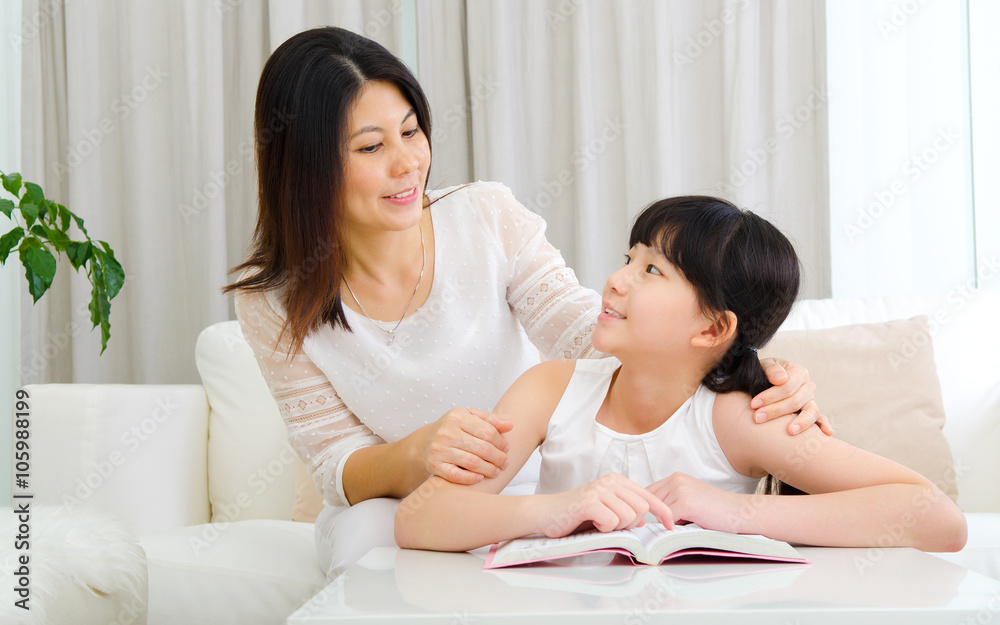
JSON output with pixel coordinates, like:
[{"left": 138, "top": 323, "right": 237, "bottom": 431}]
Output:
[{"left": 12, "top": 291, "right": 1000, "bottom": 625}]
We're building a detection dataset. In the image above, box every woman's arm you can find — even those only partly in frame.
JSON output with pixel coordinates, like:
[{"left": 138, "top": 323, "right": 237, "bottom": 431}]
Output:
[
  {"left": 648, "top": 393, "right": 967, "bottom": 552},
  {"left": 236, "top": 288, "right": 383, "bottom": 507},
  {"left": 395, "top": 359, "right": 675, "bottom": 551},
  {"left": 236, "top": 288, "right": 511, "bottom": 505},
  {"left": 342, "top": 406, "right": 512, "bottom": 501}
]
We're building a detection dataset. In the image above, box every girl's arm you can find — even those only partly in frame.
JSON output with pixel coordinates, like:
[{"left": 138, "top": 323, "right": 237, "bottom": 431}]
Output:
[
  {"left": 647, "top": 392, "right": 967, "bottom": 552},
  {"left": 394, "top": 359, "right": 673, "bottom": 551}
]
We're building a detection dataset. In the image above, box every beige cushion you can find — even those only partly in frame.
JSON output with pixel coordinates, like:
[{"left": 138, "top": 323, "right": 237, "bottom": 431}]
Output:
[{"left": 760, "top": 315, "right": 958, "bottom": 501}]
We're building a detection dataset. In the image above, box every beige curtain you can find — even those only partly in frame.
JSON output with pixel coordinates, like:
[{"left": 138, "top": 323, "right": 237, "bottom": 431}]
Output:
[
  {"left": 19, "top": 0, "right": 408, "bottom": 384},
  {"left": 20, "top": 0, "right": 829, "bottom": 385},
  {"left": 459, "top": 0, "right": 830, "bottom": 294}
]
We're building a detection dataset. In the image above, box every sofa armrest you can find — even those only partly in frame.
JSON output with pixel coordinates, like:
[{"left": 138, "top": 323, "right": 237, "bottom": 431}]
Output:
[{"left": 16, "top": 384, "right": 210, "bottom": 534}]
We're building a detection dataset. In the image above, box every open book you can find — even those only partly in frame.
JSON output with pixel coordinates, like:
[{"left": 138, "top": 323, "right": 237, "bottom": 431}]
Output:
[{"left": 483, "top": 523, "right": 808, "bottom": 569}]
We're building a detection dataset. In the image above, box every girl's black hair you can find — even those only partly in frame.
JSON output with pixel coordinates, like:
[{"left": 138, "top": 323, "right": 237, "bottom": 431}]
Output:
[{"left": 629, "top": 196, "right": 800, "bottom": 397}]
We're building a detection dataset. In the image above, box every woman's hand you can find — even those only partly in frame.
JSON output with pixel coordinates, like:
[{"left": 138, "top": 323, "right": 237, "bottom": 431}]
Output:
[
  {"left": 412, "top": 407, "right": 513, "bottom": 485},
  {"left": 646, "top": 472, "right": 747, "bottom": 534},
  {"left": 536, "top": 473, "right": 674, "bottom": 538},
  {"left": 754, "top": 358, "right": 833, "bottom": 436}
]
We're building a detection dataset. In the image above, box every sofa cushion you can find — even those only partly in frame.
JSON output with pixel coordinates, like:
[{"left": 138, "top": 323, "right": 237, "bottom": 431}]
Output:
[
  {"left": 23, "top": 383, "right": 210, "bottom": 534},
  {"left": 761, "top": 316, "right": 957, "bottom": 501},
  {"left": 778, "top": 291, "right": 1000, "bottom": 512},
  {"left": 196, "top": 321, "right": 296, "bottom": 522},
  {"left": 140, "top": 519, "right": 325, "bottom": 625}
]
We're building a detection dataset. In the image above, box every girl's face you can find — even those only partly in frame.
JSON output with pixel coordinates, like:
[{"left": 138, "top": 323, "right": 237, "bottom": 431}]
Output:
[
  {"left": 342, "top": 81, "right": 431, "bottom": 236},
  {"left": 593, "top": 243, "right": 712, "bottom": 357}
]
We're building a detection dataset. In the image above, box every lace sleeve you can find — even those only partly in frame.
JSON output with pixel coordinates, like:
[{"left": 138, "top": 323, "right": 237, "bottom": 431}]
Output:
[
  {"left": 234, "top": 287, "right": 384, "bottom": 508},
  {"left": 472, "top": 182, "right": 603, "bottom": 360}
]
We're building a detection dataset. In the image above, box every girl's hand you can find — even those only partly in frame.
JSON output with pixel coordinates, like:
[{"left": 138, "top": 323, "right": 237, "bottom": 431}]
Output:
[
  {"left": 646, "top": 472, "right": 747, "bottom": 534},
  {"left": 754, "top": 358, "right": 833, "bottom": 436},
  {"left": 536, "top": 473, "right": 674, "bottom": 538},
  {"left": 415, "top": 407, "right": 513, "bottom": 485}
]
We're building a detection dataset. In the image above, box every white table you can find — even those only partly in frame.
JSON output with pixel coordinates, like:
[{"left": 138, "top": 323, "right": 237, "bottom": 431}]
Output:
[{"left": 287, "top": 546, "right": 1000, "bottom": 624}]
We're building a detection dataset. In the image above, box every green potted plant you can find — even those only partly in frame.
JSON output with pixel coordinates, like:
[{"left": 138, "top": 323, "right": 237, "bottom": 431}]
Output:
[{"left": 1, "top": 170, "right": 124, "bottom": 353}]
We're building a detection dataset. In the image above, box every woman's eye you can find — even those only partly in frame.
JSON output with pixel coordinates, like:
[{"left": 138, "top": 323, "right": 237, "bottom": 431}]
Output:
[
  {"left": 358, "top": 143, "right": 381, "bottom": 154},
  {"left": 646, "top": 264, "right": 662, "bottom": 275},
  {"left": 403, "top": 127, "right": 420, "bottom": 138}
]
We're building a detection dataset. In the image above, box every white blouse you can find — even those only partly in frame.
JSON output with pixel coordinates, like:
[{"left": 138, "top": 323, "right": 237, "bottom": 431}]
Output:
[
  {"left": 537, "top": 358, "right": 761, "bottom": 496},
  {"left": 235, "top": 182, "right": 602, "bottom": 509}
]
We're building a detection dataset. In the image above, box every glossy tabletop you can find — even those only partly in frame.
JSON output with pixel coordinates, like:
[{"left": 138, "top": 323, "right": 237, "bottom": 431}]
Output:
[{"left": 286, "top": 546, "right": 1000, "bottom": 624}]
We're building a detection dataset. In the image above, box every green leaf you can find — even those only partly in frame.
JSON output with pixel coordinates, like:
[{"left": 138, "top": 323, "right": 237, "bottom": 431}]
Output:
[
  {"left": 0, "top": 226, "right": 25, "bottom": 264},
  {"left": 19, "top": 201, "right": 38, "bottom": 230},
  {"left": 45, "top": 227, "right": 71, "bottom": 251},
  {"left": 20, "top": 243, "right": 57, "bottom": 303},
  {"left": 103, "top": 254, "right": 125, "bottom": 298},
  {"left": 93, "top": 245, "right": 126, "bottom": 299},
  {"left": 24, "top": 182, "right": 45, "bottom": 205},
  {"left": 0, "top": 198, "right": 14, "bottom": 218},
  {"left": 66, "top": 241, "right": 92, "bottom": 270},
  {"left": 27, "top": 221, "right": 70, "bottom": 252},
  {"left": 88, "top": 262, "right": 113, "bottom": 353},
  {"left": 56, "top": 203, "right": 71, "bottom": 231},
  {"left": 1, "top": 172, "right": 22, "bottom": 197},
  {"left": 37, "top": 198, "right": 49, "bottom": 221},
  {"left": 71, "top": 212, "right": 89, "bottom": 237}
]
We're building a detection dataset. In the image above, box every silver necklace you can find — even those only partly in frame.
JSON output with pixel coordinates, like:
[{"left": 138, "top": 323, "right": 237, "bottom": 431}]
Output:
[{"left": 342, "top": 225, "right": 425, "bottom": 346}]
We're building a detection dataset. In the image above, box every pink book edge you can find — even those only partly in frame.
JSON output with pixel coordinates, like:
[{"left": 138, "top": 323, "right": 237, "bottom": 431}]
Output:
[{"left": 483, "top": 544, "right": 810, "bottom": 570}]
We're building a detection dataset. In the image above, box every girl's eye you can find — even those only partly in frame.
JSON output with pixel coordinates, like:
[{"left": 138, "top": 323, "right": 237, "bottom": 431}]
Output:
[
  {"left": 403, "top": 127, "right": 420, "bottom": 138},
  {"left": 623, "top": 254, "right": 632, "bottom": 265},
  {"left": 646, "top": 264, "right": 662, "bottom": 275},
  {"left": 358, "top": 143, "right": 381, "bottom": 154}
]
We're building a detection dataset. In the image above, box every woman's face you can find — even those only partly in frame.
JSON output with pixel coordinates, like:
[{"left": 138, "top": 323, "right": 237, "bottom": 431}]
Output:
[{"left": 342, "top": 81, "right": 431, "bottom": 236}]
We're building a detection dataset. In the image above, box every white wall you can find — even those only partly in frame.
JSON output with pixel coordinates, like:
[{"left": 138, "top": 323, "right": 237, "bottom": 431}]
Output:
[{"left": 1, "top": 0, "right": 23, "bottom": 506}]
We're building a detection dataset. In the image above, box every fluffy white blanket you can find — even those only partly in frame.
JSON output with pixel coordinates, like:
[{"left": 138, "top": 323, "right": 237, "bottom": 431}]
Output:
[{"left": 0, "top": 504, "right": 146, "bottom": 625}]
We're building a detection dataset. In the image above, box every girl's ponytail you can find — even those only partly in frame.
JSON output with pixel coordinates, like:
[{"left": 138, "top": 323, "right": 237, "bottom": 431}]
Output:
[{"left": 703, "top": 342, "right": 770, "bottom": 398}]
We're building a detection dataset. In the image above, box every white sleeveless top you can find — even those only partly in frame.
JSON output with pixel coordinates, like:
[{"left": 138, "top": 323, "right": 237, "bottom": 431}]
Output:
[{"left": 537, "top": 358, "right": 760, "bottom": 495}]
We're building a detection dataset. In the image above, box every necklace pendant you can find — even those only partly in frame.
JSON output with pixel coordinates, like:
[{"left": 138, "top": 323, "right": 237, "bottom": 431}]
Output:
[{"left": 386, "top": 331, "right": 395, "bottom": 346}]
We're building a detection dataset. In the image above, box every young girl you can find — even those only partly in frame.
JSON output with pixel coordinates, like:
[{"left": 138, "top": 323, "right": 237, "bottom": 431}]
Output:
[{"left": 395, "top": 195, "right": 967, "bottom": 553}]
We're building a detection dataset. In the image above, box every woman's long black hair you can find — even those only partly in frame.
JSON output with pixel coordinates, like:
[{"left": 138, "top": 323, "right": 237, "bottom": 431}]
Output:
[{"left": 225, "top": 26, "right": 433, "bottom": 351}]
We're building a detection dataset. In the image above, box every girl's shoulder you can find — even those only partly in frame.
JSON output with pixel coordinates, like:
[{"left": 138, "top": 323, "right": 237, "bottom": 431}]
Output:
[
  {"left": 710, "top": 390, "right": 764, "bottom": 477},
  {"left": 711, "top": 390, "right": 756, "bottom": 425},
  {"left": 518, "top": 358, "right": 578, "bottom": 391},
  {"left": 493, "top": 358, "right": 577, "bottom": 441}
]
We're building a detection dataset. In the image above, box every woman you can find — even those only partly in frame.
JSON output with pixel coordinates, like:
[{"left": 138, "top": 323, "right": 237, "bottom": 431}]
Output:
[{"left": 226, "top": 26, "right": 827, "bottom": 578}]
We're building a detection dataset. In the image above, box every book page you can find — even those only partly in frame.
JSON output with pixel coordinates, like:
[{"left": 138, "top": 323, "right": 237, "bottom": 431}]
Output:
[
  {"left": 640, "top": 523, "right": 772, "bottom": 545},
  {"left": 489, "top": 527, "right": 643, "bottom": 567}
]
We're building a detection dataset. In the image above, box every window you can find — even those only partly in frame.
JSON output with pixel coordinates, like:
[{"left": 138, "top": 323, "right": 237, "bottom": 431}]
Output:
[{"left": 825, "top": 0, "right": 995, "bottom": 297}]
